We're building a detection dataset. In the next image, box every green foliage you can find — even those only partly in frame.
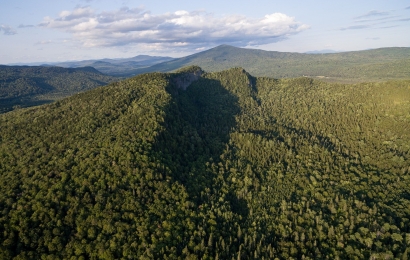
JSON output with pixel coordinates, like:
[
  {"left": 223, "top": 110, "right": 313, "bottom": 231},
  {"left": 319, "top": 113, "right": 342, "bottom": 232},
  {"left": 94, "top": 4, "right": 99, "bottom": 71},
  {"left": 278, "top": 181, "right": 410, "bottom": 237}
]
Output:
[
  {"left": 0, "top": 65, "right": 117, "bottom": 113},
  {"left": 135, "top": 44, "right": 410, "bottom": 83},
  {"left": 0, "top": 67, "right": 409, "bottom": 259}
]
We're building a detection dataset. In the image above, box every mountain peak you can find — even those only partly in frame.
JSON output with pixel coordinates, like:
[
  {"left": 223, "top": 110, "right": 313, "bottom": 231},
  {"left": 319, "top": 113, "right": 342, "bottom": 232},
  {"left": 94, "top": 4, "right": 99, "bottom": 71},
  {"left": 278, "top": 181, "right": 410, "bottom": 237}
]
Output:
[
  {"left": 216, "top": 44, "right": 235, "bottom": 47},
  {"left": 210, "top": 44, "right": 239, "bottom": 50}
]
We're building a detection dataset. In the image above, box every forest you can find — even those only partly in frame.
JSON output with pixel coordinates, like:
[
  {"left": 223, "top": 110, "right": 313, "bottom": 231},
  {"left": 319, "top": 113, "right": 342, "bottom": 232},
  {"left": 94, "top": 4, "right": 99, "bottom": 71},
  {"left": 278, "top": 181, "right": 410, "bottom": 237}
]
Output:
[
  {"left": 0, "top": 66, "right": 409, "bottom": 259},
  {"left": 134, "top": 45, "right": 410, "bottom": 83},
  {"left": 0, "top": 66, "right": 117, "bottom": 113}
]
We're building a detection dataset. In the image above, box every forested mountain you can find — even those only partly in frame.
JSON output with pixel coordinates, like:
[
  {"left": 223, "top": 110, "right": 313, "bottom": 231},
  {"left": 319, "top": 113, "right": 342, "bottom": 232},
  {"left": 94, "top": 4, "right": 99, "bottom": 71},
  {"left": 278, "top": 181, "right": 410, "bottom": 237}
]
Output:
[
  {"left": 0, "top": 65, "right": 117, "bottom": 113},
  {"left": 134, "top": 45, "right": 410, "bottom": 83},
  {"left": 50, "top": 55, "right": 175, "bottom": 77},
  {"left": 0, "top": 67, "right": 409, "bottom": 259}
]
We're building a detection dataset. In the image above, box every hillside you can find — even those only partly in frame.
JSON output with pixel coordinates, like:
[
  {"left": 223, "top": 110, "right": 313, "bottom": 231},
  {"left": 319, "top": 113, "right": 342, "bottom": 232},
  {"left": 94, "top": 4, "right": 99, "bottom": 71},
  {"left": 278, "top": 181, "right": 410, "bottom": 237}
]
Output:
[
  {"left": 0, "top": 65, "right": 117, "bottom": 113},
  {"left": 134, "top": 45, "right": 410, "bottom": 83},
  {"left": 0, "top": 67, "right": 409, "bottom": 259}
]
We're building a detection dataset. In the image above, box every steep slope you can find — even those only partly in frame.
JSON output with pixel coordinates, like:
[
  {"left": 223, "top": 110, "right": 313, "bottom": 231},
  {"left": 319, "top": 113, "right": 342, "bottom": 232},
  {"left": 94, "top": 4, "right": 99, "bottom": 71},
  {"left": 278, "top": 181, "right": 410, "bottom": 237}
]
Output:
[
  {"left": 0, "top": 67, "right": 409, "bottom": 259},
  {"left": 135, "top": 45, "right": 410, "bottom": 82},
  {"left": 0, "top": 65, "right": 117, "bottom": 113}
]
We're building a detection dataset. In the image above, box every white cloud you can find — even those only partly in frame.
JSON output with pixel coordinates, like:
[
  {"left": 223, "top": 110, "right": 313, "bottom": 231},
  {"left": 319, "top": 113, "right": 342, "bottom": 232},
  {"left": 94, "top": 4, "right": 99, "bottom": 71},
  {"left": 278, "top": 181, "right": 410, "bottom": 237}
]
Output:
[
  {"left": 355, "top": 10, "right": 390, "bottom": 19},
  {"left": 341, "top": 9, "right": 410, "bottom": 31},
  {"left": 39, "top": 6, "right": 309, "bottom": 51},
  {"left": 354, "top": 15, "right": 399, "bottom": 23},
  {"left": 0, "top": 24, "right": 17, "bottom": 35}
]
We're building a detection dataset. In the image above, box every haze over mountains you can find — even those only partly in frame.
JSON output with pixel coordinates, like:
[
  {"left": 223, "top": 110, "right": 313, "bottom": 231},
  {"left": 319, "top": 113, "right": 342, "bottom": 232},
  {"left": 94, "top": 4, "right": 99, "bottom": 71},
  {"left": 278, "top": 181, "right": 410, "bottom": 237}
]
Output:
[
  {"left": 49, "top": 55, "right": 174, "bottom": 77},
  {"left": 304, "top": 49, "right": 338, "bottom": 54},
  {"left": 8, "top": 55, "right": 174, "bottom": 77}
]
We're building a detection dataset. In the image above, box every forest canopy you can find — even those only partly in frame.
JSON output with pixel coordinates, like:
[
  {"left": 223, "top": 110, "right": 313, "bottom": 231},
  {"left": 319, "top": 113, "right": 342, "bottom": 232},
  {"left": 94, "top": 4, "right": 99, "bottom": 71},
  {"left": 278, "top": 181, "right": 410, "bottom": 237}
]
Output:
[
  {"left": 0, "top": 67, "right": 409, "bottom": 259},
  {"left": 0, "top": 65, "right": 117, "bottom": 113}
]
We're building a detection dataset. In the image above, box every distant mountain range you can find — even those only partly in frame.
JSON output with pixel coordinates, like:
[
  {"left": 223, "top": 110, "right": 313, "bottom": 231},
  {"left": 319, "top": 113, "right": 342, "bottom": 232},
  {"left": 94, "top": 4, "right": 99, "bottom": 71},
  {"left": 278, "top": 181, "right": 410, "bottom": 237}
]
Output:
[
  {"left": 133, "top": 45, "right": 410, "bottom": 83},
  {"left": 51, "top": 55, "right": 175, "bottom": 77},
  {"left": 304, "top": 49, "right": 338, "bottom": 54},
  {"left": 2, "top": 44, "right": 409, "bottom": 113},
  {"left": 5, "top": 45, "right": 410, "bottom": 82},
  {"left": 8, "top": 55, "right": 175, "bottom": 77}
]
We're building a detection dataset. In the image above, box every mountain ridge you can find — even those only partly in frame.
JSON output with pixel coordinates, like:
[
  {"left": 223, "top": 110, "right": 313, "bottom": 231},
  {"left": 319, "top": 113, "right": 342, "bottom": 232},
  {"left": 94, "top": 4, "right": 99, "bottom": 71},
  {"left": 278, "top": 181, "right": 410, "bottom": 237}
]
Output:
[
  {"left": 133, "top": 44, "right": 410, "bottom": 82},
  {"left": 46, "top": 55, "right": 174, "bottom": 77},
  {"left": 5, "top": 55, "right": 175, "bottom": 77}
]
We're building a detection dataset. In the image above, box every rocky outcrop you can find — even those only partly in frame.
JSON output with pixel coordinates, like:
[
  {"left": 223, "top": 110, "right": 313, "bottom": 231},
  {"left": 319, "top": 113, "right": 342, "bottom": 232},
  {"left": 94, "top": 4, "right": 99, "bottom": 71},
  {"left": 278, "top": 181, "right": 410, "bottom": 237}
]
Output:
[{"left": 172, "top": 66, "right": 204, "bottom": 90}]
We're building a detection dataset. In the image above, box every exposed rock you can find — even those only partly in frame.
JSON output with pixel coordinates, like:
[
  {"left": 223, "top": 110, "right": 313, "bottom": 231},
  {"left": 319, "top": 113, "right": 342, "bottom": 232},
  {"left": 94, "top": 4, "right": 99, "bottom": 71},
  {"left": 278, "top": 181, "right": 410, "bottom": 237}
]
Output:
[{"left": 172, "top": 66, "right": 204, "bottom": 90}]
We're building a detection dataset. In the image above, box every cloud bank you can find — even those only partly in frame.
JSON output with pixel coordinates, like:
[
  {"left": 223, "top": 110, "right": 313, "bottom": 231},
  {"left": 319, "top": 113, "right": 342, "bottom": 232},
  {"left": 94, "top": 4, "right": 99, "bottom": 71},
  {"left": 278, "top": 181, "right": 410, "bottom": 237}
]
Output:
[
  {"left": 354, "top": 10, "right": 390, "bottom": 19},
  {"left": 0, "top": 25, "right": 17, "bottom": 35},
  {"left": 39, "top": 6, "right": 309, "bottom": 51},
  {"left": 340, "top": 9, "right": 410, "bottom": 31}
]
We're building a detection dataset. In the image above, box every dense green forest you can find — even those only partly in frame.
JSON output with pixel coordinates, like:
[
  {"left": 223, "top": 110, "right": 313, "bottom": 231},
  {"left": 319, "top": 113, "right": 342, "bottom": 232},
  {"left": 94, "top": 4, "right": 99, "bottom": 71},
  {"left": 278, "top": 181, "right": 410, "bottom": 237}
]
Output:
[
  {"left": 135, "top": 45, "right": 410, "bottom": 83},
  {"left": 0, "top": 67, "right": 409, "bottom": 259},
  {"left": 0, "top": 66, "right": 117, "bottom": 113}
]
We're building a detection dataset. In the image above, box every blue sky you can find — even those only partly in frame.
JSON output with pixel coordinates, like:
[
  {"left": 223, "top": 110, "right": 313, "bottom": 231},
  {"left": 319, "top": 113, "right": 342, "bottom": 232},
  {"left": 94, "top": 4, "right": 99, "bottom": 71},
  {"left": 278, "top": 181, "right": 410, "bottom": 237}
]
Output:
[{"left": 0, "top": 0, "right": 409, "bottom": 64}]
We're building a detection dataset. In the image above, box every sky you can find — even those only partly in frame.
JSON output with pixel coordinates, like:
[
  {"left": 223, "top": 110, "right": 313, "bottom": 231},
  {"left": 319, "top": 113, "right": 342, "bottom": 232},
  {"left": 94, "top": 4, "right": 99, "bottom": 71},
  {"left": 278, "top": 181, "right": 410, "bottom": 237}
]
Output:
[{"left": 0, "top": 0, "right": 409, "bottom": 64}]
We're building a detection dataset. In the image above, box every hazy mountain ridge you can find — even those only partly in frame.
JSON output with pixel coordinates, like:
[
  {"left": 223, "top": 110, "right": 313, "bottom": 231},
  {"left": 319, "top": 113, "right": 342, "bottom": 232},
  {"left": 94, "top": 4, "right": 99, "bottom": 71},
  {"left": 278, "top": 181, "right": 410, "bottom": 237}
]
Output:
[
  {"left": 305, "top": 49, "right": 338, "bottom": 54},
  {"left": 45, "top": 55, "right": 175, "bottom": 77},
  {"left": 1, "top": 67, "right": 409, "bottom": 259},
  {"left": 134, "top": 45, "right": 410, "bottom": 82}
]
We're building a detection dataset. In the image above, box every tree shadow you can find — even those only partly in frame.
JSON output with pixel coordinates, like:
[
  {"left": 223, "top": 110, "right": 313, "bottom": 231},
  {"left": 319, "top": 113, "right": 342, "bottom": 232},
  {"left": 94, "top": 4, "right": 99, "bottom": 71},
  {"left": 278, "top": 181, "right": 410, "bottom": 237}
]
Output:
[
  {"left": 149, "top": 70, "right": 252, "bottom": 257},
  {"left": 152, "top": 72, "right": 241, "bottom": 203}
]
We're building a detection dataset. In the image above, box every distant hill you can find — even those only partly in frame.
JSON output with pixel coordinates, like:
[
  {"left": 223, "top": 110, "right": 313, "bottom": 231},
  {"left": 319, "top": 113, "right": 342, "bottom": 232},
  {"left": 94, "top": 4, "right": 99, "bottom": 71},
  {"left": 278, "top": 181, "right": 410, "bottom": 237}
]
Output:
[
  {"left": 51, "top": 55, "right": 175, "bottom": 77},
  {"left": 0, "top": 65, "right": 117, "bottom": 113},
  {"left": 134, "top": 45, "right": 410, "bottom": 82},
  {"left": 1, "top": 67, "right": 409, "bottom": 259},
  {"left": 305, "top": 49, "right": 338, "bottom": 54}
]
